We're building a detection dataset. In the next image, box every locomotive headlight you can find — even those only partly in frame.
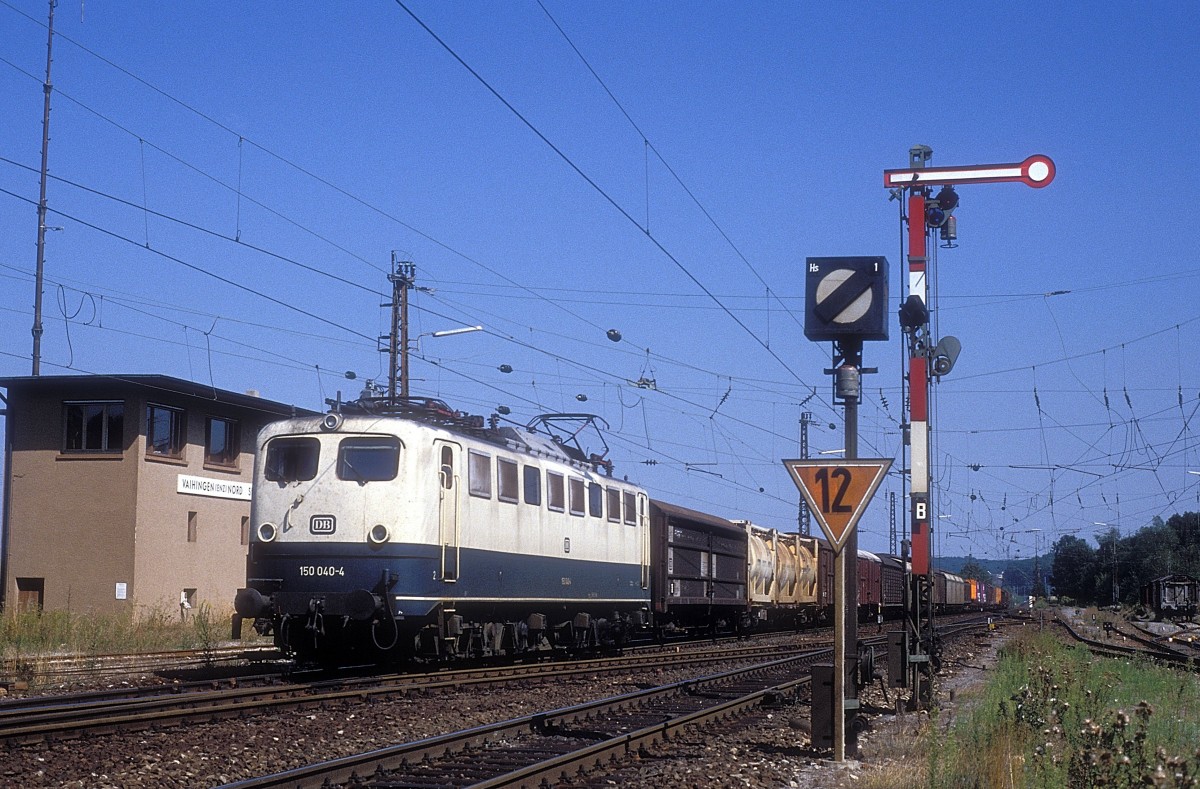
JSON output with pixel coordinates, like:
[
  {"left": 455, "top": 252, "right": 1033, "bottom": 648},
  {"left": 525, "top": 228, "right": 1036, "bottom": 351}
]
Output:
[
  {"left": 257, "top": 522, "right": 278, "bottom": 543},
  {"left": 368, "top": 523, "right": 391, "bottom": 545}
]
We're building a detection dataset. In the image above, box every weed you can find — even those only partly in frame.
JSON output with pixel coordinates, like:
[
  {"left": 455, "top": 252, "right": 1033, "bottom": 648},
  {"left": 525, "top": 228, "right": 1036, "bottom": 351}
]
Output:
[{"left": 936, "top": 629, "right": 1200, "bottom": 788}]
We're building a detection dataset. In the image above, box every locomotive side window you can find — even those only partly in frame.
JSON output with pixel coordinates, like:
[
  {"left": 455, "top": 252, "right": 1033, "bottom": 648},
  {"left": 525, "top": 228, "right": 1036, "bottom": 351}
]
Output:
[
  {"left": 523, "top": 465, "right": 541, "bottom": 505},
  {"left": 440, "top": 445, "right": 453, "bottom": 489},
  {"left": 588, "top": 482, "right": 603, "bottom": 518},
  {"left": 497, "top": 458, "right": 518, "bottom": 503},
  {"left": 547, "top": 471, "right": 565, "bottom": 512},
  {"left": 468, "top": 450, "right": 492, "bottom": 498},
  {"left": 337, "top": 436, "right": 400, "bottom": 482},
  {"left": 606, "top": 488, "right": 621, "bottom": 522},
  {"left": 264, "top": 437, "right": 320, "bottom": 482},
  {"left": 568, "top": 477, "right": 585, "bottom": 517},
  {"left": 623, "top": 491, "right": 637, "bottom": 525}
]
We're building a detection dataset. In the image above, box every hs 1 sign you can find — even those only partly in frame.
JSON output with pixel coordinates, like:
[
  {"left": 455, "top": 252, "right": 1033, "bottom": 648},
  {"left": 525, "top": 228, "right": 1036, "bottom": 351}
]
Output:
[{"left": 804, "top": 256, "right": 889, "bottom": 343}]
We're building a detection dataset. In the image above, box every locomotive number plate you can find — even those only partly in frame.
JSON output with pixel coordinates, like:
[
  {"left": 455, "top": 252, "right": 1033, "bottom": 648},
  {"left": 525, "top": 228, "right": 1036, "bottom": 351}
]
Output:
[{"left": 299, "top": 566, "right": 345, "bottom": 577}]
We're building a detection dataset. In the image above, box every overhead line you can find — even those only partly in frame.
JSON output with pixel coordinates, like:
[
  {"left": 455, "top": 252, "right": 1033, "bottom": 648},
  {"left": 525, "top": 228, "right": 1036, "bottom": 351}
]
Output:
[
  {"left": 0, "top": 186, "right": 375, "bottom": 343},
  {"left": 392, "top": 0, "right": 813, "bottom": 390},
  {"left": 535, "top": 1, "right": 805, "bottom": 332}
]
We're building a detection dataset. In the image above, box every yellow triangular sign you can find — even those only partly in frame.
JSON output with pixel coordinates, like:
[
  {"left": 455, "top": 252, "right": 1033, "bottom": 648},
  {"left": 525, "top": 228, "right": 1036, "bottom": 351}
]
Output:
[{"left": 783, "top": 458, "right": 892, "bottom": 554}]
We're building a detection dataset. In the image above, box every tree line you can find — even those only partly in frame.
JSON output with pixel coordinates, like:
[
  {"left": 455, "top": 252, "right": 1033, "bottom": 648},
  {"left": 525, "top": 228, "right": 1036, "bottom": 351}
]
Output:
[{"left": 1049, "top": 511, "right": 1200, "bottom": 607}]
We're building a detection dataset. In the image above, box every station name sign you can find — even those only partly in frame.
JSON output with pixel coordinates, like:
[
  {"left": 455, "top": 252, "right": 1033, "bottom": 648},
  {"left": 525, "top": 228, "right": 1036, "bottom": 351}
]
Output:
[{"left": 177, "top": 474, "right": 252, "bottom": 501}]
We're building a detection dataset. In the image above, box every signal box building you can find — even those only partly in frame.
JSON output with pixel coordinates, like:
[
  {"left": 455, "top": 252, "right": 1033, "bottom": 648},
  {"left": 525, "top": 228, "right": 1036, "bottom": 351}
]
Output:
[{"left": 0, "top": 374, "right": 310, "bottom": 617}]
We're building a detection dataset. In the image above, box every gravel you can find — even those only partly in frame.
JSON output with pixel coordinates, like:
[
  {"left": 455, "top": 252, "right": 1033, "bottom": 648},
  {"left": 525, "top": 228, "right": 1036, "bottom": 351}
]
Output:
[{"left": 1, "top": 628, "right": 1005, "bottom": 788}]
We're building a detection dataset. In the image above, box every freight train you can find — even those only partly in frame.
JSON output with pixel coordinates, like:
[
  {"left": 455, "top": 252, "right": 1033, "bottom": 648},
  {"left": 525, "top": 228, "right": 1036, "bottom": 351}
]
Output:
[{"left": 234, "top": 398, "right": 1002, "bottom": 663}]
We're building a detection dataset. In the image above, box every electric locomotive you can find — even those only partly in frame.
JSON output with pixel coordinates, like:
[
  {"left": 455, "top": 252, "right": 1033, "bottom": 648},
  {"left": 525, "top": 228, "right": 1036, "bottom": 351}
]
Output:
[{"left": 234, "top": 397, "right": 651, "bottom": 663}]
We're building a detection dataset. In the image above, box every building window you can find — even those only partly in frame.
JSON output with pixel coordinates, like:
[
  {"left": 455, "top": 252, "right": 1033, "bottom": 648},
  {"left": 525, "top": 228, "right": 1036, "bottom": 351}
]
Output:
[
  {"left": 146, "top": 403, "right": 186, "bottom": 458},
  {"left": 547, "top": 471, "right": 565, "bottom": 512},
  {"left": 15, "top": 577, "right": 44, "bottom": 613},
  {"left": 187, "top": 511, "right": 198, "bottom": 542},
  {"left": 181, "top": 588, "right": 196, "bottom": 618},
  {"left": 468, "top": 450, "right": 492, "bottom": 498},
  {"left": 568, "top": 477, "right": 585, "bottom": 517},
  {"left": 497, "top": 458, "right": 518, "bottom": 503},
  {"left": 205, "top": 417, "right": 239, "bottom": 467},
  {"left": 63, "top": 401, "right": 124, "bottom": 452},
  {"left": 523, "top": 465, "right": 541, "bottom": 505},
  {"left": 337, "top": 436, "right": 400, "bottom": 482}
]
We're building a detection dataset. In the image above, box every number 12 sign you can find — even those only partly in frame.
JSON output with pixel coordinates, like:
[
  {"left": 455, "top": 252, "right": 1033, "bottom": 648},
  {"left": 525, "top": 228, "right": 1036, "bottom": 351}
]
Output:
[{"left": 783, "top": 458, "right": 892, "bottom": 554}]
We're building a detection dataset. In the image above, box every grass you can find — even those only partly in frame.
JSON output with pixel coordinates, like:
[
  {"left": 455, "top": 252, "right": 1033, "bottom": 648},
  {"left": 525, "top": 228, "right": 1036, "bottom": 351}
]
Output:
[
  {"left": 928, "top": 629, "right": 1200, "bottom": 788},
  {"left": 1, "top": 603, "right": 271, "bottom": 688}
]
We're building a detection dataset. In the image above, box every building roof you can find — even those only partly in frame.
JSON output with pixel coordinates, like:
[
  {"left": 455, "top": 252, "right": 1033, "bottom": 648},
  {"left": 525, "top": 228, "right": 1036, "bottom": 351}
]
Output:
[{"left": 0, "top": 374, "right": 316, "bottom": 419}]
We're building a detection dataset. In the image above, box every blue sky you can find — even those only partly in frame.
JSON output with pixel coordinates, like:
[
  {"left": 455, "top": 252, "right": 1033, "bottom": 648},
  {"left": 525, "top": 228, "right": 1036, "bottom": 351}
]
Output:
[{"left": 2, "top": 1, "right": 1198, "bottom": 563}]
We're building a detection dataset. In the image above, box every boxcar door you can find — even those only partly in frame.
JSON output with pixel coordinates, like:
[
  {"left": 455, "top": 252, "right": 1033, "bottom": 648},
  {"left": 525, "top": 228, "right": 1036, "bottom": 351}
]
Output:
[{"left": 435, "top": 440, "right": 462, "bottom": 582}]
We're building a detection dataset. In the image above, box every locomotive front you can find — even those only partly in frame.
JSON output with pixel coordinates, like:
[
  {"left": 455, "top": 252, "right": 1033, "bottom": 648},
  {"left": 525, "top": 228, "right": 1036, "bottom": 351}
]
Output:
[{"left": 234, "top": 411, "right": 437, "bottom": 661}]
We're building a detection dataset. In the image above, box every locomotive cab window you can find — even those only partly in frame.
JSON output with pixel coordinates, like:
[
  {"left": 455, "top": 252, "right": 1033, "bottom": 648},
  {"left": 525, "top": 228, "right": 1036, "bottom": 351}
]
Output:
[
  {"left": 264, "top": 437, "right": 320, "bottom": 482},
  {"left": 623, "top": 491, "right": 637, "bottom": 525},
  {"left": 337, "top": 436, "right": 400, "bottom": 482}
]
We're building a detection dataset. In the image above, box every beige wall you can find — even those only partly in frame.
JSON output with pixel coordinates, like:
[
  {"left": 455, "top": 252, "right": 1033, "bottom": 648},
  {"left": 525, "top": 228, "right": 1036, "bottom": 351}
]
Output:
[
  {"left": 133, "top": 413, "right": 254, "bottom": 616},
  {"left": 6, "top": 384, "right": 139, "bottom": 614},
  {"left": 3, "top": 377, "right": 292, "bottom": 619}
]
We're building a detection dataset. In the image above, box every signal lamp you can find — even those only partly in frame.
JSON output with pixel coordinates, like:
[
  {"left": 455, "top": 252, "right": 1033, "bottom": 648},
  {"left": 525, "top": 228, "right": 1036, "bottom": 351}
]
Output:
[
  {"left": 925, "top": 204, "right": 947, "bottom": 228},
  {"left": 898, "top": 295, "right": 929, "bottom": 330},
  {"left": 934, "top": 185, "right": 959, "bottom": 212}
]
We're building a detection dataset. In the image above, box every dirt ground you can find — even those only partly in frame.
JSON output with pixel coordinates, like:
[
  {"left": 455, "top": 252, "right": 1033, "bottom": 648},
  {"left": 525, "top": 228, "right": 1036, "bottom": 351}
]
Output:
[{"left": 785, "top": 623, "right": 1014, "bottom": 788}]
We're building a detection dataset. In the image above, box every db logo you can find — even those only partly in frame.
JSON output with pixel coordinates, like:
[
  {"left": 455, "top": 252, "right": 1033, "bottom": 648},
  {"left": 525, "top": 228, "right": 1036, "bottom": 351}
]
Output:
[{"left": 310, "top": 515, "right": 336, "bottom": 534}]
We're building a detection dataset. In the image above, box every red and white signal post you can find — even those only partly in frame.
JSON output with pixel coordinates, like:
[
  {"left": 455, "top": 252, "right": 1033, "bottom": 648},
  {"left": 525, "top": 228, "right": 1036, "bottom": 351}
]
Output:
[{"left": 885, "top": 146, "right": 1055, "bottom": 707}]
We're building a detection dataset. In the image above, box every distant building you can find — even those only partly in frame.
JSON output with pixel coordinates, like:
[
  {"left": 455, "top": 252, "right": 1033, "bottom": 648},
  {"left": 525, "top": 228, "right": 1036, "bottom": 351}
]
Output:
[{"left": 0, "top": 374, "right": 312, "bottom": 617}]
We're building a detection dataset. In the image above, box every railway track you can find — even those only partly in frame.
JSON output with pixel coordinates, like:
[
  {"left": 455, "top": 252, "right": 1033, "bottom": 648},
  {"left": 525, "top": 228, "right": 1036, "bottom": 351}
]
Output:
[
  {"left": 216, "top": 643, "right": 845, "bottom": 789},
  {"left": 220, "top": 621, "right": 998, "bottom": 789},
  {"left": 1052, "top": 615, "right": 1200, "bottom": 668},
  {"left": 0, "top": 636, "right": 828, "bottom": 746},
  {"left": 0, "top": 643, "right": 284, "bottom": 689}
]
